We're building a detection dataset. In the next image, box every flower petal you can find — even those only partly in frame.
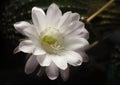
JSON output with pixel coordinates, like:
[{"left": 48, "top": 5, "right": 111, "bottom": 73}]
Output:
[
  {"left": 58, "top": 12, "right": 80, "bottom": 29},
  {"left": 50, "top": 54, "right": 67, "bottom": 70},
  {"left": 65, "top": 51, "right": 83, "bottom": 66},
  {"left": 71, "top": 13, "right": 80, "bottom": 21},
  {"left": 25, "top": 55, "right": 38, "bottom": 74},
  {"left": 57, "top": 11, "right": 72, "bottom": 28},
  {"left": 47, "top": 3, "right": 62, "bottom": 27},
  {"left": 37, "top": 67, "right": 45, "bottom": 77},
  {"left": 13, "top": 46, "right": 20, "bottom": 54},
  {"left": 37, "top": 54, "right": 51, "bottom": 66},
  {"left": 33, "top": 47, "right": 46, "bottom": 55},
  {"left": 23, "top": 26, "right": 39, "bottom": 40},
  {"left": 64, "top": 21, "right": 84, "bottom": 36},
  {"left": 32, "top": 7, "right": 46, "bottom": 31},
  {"left": 64, "top": 36, "right": 89, "bottom": 51},
  {"left": 79, "top": 28, "right": 89, "bottom": 39},
  {"left": 67, "top": 24, "right": 89, "bottom": 39},
  {"left": 60, "top": 67, "right": 69, "bottom": 81},
  {"left": 76, "top": 51, "right": 89, "bottom": 62},
  {"left": 14, "top": 21, "right": 31, "bottom": 35},
  {"left": 19, "top": 40, "right": 35, "bottom": 53},
  {"left": 46, "top": 62, "right": 59, "bottom": 80}
]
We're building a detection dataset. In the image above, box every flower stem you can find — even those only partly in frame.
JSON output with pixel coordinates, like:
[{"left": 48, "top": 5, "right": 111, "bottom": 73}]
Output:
[
  {"left": 86, "top": 0, "right": 114, "bottom": 23},
  {"left": 85, "top": 0, "right": 115, "bottom": 51},
  {"left": 86, "top": 41, "right": 99, "bottom": 51}
]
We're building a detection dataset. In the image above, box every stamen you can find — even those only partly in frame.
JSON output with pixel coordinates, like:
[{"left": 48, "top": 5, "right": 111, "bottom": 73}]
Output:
[
  {"left": 41, "top": 35, "right": 57, "bottom": 45},
  {"left": 40, "top": 28, "right": 64, "bottom": 54}
]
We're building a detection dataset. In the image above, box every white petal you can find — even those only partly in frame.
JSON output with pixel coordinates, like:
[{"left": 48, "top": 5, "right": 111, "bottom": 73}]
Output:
[
  {"left": 64, "top": 21, "right": 84, "bottom": 36},
  {"left": 79, "top": 28, "right": 89, "bottom": 39},
  {"left": 65, "top": 51, "right": 83, "bottom": 66},
  {"left": 60, "top": 67, "right": 69, "bottom": 81},
  {"left": 19, "top": 40, "right": 35, "bottom": 53},
  {"left": 23, "top": 28, "right": 42, "bottom": 49},
  {"left": 37, "top": 54, "right": 51, "bottom": 66},
  {"left": 25, "top": 55, "right": 38, "bottom": 74},
  {"left": 33, "top": 48, "right": 46, "bottom": 55},
  {"left": 46, "top": 62, "right": 59, "bottom": 80},
  {"left": 32, "top": 7, "right": 46, "bottom": 31},
  {"left": 63, "top": 21, "right": 89, "bottom": 39},
  {"left": 64, "top": 36, "right": 89, "bottom": 51},
  {"left": 14, "top": 21, "right": 31, "bottom": 35},
  {"left": 60, "top": 21, "right": 77, "bottom": 34},
  {"left": 58, "top": 12, "right": 80, "bottom": 29},
  {"left": 50, "top": 54, "right": 67, "bottom": 70},
  {"left": 57, "top": 11, "right": 72, "bottom": 28},
  {"left": 47, "top": 3, "right": 62, "bottom": 27},
  {"left": 71, "top": 13, "right": 80, "bottom": 21},
  {"left": 67, "top": 24, "right": 89, "bottom": 39},
  {"left": 23, "top": 26, "right": 39, "bottom": 40},
  {"left": 72, "top": 28, "right": 89, "bottom": 39}
]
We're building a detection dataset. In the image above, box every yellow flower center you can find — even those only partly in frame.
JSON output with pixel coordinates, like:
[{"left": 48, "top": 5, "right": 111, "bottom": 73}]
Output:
[
  {"left": 40, "top": 28, "right": 64, "bottom": 54},
  {"left": 42, "top": 35, "right": 57, "bottom": 45}
]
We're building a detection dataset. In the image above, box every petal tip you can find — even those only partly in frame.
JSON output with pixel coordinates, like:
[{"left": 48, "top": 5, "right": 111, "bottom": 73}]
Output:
[
  {"left": 32, "top": 7, "right": 45, "bottom": 15},
  {"left": 56, "top": 63, "right": 68, "bottom": 70},
  {"left": 50, "top": 3, "right": 58, "bottom": 7},
  {"left": 60, "top": 67, "right": 69, "bottom": 81},
  {"left": 49, "top": 76, "right": 58, "bottom": 80},
  {"left": 13, "top": 22, "right": 20, "bottom": 29},
  {"left": 13, "top": 46, "right": 20, "bottom": 54}
]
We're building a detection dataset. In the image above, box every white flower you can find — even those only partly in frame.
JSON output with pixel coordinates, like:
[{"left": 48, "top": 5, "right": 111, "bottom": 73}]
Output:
[{"left": 14, "top": 3, "right": 89, "bottom": 81}]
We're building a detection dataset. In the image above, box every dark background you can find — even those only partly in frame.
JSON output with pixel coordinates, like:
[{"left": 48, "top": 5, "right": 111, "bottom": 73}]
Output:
[{"left": 0, "top": 0, "right": 120, "bottom": 85}]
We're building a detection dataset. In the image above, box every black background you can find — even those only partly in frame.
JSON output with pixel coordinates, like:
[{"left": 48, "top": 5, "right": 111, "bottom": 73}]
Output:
[{"left": 0, "top": 0, "right": 120, "bottom": 85}]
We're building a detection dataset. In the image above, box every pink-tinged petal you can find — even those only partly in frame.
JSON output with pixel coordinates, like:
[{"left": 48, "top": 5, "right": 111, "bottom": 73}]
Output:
[
  {"left": 76, "top": 51, "right": 89, "bottom": 62},
  {"left": 50, "top": 54, "right": 67, "bottom": 70},
  {"left": 64, "top": 36, "right": 89, "bottom": 51},
  {"left": 65, "top": 51, "right": 83, "bottom": 66},
  {"left": 19, "top": 40, "right": 35, "bottom": 53},
  {"left": 13, "top": 46, "right": 20, "bottom": 54},
  {"left": 47, "top": 3, "right": 62, "bottom": 27},
  {"left": 60, "top": 67, "right": 69, "bottom": 81},
  {"left": 32, "top": 7, "right": 46, "bottom": 31},
  {"left": 33, "top": 48, "right": 46, "bottom": 55},
  {"left": 37, "top": 54, "right": 51, "bottom": 66},
  {"left": 14, "top": 21, "right": 31, "bottom": 35},
  {"left": 37, "top": 67, "right": 45, "bottom": 77},
  {"left": 79, "top": 28, "right": 89, "bottom": 39},
  {"left": 25, "top": 55, "right": 38, "bottom": 74},
  {"left": 46, "top": 62, "right": 59, "bottom": 80}
]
